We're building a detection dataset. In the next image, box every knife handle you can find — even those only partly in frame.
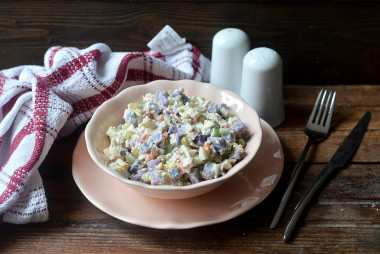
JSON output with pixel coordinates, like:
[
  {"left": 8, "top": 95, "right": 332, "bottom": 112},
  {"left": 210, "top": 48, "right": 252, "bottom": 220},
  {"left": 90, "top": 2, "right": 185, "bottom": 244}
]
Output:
[{"left": 283, "top": 162, "right": 338, "bottom": 242}]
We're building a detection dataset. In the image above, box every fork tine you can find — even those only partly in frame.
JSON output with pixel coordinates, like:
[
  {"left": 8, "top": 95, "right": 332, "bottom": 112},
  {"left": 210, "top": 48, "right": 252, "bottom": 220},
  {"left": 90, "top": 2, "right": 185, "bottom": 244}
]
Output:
[
  {"left": 320, "top": 91, "right": 333, "bottom": 126},
  {"left": 324, "top": 91, "right": 336, "bottom": 128},
  {"left": 308, "top": 89, "right": 324, "bottom": 124},
  {"left": 315, "top": 89, "right": 327, "bottom": 124}
]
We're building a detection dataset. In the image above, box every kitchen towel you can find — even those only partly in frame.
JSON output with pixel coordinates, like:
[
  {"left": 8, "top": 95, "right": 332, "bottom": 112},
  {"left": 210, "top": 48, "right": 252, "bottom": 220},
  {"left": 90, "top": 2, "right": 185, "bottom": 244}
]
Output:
[{"left": 0, "top": 40, "right": 210, "bottom": 224}]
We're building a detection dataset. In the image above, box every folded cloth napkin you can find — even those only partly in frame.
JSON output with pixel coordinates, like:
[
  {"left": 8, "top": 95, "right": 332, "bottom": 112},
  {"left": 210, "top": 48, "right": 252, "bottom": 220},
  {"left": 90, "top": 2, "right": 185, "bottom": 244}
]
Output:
[{"left": 0, "top": 42, "right": 211, "bottom": 224}]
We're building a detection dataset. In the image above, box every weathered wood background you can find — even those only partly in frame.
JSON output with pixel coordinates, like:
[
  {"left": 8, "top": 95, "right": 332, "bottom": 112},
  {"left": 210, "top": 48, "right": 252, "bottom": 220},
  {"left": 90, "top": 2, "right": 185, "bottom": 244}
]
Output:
[
  {"left": 0, "top": 1, "right": 379, "bottom": 253},
  {"left": 0, "top": 1, "right": 379, "bottom": 85}
]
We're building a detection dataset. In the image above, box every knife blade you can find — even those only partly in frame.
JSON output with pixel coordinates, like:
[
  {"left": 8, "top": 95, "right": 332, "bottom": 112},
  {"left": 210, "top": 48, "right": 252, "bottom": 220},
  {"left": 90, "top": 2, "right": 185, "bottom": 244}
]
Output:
[{"left": 283, "top": 111, "right": 371, "bottom": 242}]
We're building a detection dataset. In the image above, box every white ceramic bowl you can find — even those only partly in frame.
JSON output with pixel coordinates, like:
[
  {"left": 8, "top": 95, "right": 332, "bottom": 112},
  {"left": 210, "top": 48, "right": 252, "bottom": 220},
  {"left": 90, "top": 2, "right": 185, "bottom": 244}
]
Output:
[{"left": 85, "top": 79, "right": 262, "bottom": 199}]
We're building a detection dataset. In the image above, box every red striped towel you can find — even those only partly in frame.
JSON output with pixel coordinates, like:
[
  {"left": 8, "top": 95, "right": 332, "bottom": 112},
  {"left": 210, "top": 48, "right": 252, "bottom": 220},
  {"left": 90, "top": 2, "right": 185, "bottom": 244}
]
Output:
[{"left": 0, "top": 42, "right": 210, "bottom": 224}]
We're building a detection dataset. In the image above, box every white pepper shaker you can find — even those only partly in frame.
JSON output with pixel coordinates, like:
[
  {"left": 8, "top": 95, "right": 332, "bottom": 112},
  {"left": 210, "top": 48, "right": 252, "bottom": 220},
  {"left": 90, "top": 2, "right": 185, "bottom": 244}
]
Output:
[
  {"left": 240, "top": 47, "right": 285, "bottom": 128},
  {"left": 210, "top": 28, "right": 250, "bottom": 95}
]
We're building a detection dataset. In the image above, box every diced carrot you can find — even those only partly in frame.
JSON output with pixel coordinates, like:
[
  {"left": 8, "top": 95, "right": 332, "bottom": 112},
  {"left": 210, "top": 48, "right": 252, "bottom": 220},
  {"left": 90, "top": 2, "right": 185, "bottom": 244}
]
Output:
[
  {"left": 140, "top": 134, "right": 148, "bottom": 142},
  {"left": 178, "top": 161, "right": 184, "bottom": 171},
  {"left": 158, "top": 114, "right": 165, "bottom": 122},
  {"left": 145, "top": 152, "right": 157, "bottom": 161},
  {"left": 203, "top": 143, "right": 211, "bottom": 150}
]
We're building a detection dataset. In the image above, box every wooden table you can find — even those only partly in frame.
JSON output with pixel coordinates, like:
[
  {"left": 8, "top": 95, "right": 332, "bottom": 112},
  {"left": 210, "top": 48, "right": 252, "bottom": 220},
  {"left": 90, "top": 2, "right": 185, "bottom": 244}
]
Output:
[
  {"left": 0, "top": 1, "right": 379, "bottom": 253},
  {"left": 0, "top": 85, "right": 378, "bottom": 253}
]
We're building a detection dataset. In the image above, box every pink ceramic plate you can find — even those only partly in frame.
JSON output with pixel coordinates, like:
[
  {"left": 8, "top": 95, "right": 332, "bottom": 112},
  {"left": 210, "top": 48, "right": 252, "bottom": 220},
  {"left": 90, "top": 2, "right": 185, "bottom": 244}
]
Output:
[{"left": 72, "top": 119, "right": 283, "bottom": 229}]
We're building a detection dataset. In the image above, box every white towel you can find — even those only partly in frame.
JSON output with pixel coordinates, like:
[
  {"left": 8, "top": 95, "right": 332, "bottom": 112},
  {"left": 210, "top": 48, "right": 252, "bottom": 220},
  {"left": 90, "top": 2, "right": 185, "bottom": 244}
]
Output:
[{"left": 0, "top": 41, "right": 210, "bottom": 224}]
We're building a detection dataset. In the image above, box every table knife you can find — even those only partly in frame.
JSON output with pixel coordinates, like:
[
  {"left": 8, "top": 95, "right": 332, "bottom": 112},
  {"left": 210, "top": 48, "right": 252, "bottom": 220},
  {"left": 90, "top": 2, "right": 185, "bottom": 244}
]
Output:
[{"left": 283, "top": 111, "right": 371, "bottom": 242}]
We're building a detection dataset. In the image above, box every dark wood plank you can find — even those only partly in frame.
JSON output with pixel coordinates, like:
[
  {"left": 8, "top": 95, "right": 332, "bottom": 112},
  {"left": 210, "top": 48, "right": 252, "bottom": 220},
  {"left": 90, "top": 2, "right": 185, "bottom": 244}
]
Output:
[
  {"left": 1, "top": 0, "right": 379, "bottom": 251},
  {"left": 284, "top": 85, "right": 380, "bottom": 108},
  {"left": 0, "top": 1, "right": 379, "bottom": 84},
  {"left": 0, "top": 225, "right": 378, "bottom": 253},
  {"left": 278, "top": 130, "right": 380, "bottom": 163},
  {"left": 281, "top": 106, "right": 380, "bottom": 131}
]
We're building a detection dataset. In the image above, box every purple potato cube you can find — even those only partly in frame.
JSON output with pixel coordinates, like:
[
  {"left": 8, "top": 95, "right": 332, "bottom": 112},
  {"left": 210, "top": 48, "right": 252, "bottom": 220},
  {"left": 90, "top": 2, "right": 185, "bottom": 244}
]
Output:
[
  {"left": 147, "top": 158, "right": 161, "bottom": 170},
  {"left": 230, "top": 120, "right": 245, "bottom": 136},
  {"left": 128, "top": 163, "right": 142, "bottom": 174},
  {"left": 150, "top": 171, "right": 160, "bottom": 185},
  {"left": 155, "top": 89, "right": 169, "bottom": 107},
  {"left": 208, "top": 137, "right": 228, "bottom": 153},
  {"left": 168, "top": 168, "right": 181, "bottom": 180},
  {"left": 201, "top": 162, "right": 217, "bottom": 180}
]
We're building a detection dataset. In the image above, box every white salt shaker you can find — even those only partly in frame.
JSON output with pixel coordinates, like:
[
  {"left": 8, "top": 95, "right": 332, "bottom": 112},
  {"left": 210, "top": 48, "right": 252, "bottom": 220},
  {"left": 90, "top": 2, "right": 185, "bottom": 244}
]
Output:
[
  {"left": 240, "top": 47, "right": 285, "bottom": 128},
  {"left": 210, "top": 28, "right": 250, "bottom": 95}
]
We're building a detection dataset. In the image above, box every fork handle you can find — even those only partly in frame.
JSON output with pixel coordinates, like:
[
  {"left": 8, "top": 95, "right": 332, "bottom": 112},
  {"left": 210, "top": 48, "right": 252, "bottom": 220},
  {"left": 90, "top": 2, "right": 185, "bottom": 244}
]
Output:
[
  {"left": 269, "top": 138, "right": 313, "bottom": 229},
  {"left": 283, "top": 163, "right": 339, "bottom": 242}
]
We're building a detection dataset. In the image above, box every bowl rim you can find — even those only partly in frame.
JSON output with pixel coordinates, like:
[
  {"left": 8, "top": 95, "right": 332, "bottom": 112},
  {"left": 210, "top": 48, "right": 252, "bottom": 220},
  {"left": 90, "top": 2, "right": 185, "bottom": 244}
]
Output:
[{"left": 85, "top": 79, "right": 262, "bottom": 191}]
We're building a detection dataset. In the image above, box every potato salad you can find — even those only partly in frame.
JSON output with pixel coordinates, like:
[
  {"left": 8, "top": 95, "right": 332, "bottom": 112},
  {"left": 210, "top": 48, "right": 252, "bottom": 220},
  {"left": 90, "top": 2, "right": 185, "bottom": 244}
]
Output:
[{"left": 103, "top": 88, "right": 249, "bottom": 186}]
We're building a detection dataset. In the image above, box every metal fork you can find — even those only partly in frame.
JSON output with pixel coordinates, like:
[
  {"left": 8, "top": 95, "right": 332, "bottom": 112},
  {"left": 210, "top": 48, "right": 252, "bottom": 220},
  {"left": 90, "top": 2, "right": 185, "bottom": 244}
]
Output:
[{"left": 270, "top": 89, "right": 336, "bottom": 229}]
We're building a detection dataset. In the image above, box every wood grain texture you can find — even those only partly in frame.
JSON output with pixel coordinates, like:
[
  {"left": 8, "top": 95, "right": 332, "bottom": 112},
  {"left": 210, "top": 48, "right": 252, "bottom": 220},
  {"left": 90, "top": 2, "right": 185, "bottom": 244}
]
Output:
[
  {"left": 1, "top": 85, "right": 379, "bottom": 253},
  {"left": 0, "top": 1, "right": 379, "bottom": 253},
  {"left": 0, "top": 1, "right": 379, "bottom": 84}
]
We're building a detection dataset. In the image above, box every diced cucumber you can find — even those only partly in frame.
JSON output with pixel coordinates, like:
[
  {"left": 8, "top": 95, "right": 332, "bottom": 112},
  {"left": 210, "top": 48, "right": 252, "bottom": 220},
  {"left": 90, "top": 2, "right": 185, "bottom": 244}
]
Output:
[
  {"left": 219, "top": 128, "right": 230, "bottom": 135},
  {"left": 211, "top": 126, "right": 220, "bottom": 137},
  {"left": 181, "top": 136, "right": 190, "bottom": 147},
  {"left": 140, "top": 119, "right": 157, "bottom": 129}
]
